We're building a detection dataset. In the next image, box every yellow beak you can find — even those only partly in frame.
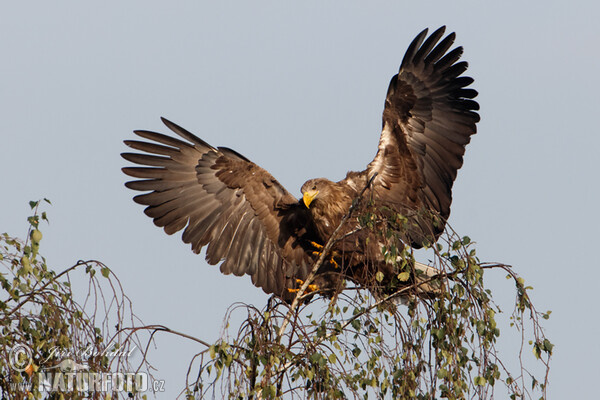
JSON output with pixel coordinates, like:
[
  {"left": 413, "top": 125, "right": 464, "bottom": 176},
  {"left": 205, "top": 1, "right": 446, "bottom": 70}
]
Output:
[{"left": 303, "top": 190, "right": 319, "bottom": 208}]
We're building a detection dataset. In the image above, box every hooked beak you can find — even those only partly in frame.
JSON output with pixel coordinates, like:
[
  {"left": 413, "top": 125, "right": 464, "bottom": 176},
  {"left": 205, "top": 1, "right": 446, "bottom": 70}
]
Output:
[{"left": 302, "top": 190, "right": 319, "bottom": 208}]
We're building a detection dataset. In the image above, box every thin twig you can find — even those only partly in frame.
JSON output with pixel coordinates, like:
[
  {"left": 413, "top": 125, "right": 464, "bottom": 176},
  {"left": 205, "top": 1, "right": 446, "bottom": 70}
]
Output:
[
  {"left": 120, "top": 324, "right": 212, "bottom": 348},
  {"left": 5, "top": 260, "right": 91, "bottom": 316}
]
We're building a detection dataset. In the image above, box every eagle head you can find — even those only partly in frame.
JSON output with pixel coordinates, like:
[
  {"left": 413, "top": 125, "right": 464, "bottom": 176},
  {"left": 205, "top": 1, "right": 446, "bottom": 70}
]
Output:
[{"left": 301, "top": 178, "right": 334, "bottom": 208}]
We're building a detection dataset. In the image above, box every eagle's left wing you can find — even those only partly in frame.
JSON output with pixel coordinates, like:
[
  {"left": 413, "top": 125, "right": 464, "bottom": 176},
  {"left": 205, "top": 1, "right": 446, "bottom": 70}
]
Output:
[{"left": 366, "top": 26, "right": 479, "bottom": 242}]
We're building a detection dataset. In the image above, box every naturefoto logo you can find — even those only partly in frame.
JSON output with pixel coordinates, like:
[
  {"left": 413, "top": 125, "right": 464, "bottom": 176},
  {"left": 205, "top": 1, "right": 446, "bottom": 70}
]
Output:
[{"left": 8, "top": 344, "right": 164, "bottom": 394}]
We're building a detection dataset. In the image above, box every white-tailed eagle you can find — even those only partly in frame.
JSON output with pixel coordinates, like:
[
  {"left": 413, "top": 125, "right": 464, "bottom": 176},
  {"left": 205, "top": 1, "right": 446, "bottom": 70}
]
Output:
[{"left": 122, "top": 27, "right": 479, "bottom": 301}]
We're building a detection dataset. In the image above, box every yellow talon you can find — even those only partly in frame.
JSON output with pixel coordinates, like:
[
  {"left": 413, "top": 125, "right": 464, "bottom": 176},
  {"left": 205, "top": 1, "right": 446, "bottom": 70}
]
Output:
[
  {"left": 330, "top": 257, "right": 340, "bottom": 269},
  {"left": 310, "top": 241, "right": 324, "bottom": 250},
  {"left": 311, "top": 248, "right": 340, "bottom": 269},
  {"left": 287, "top": 278, "right": 319, "bottom": 293}
]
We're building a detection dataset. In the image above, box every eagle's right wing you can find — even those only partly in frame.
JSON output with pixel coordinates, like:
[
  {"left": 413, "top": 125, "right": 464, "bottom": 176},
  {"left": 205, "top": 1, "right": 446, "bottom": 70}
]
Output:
[{"left": 122, "top": 118, "right": 314, "bottom": 298}]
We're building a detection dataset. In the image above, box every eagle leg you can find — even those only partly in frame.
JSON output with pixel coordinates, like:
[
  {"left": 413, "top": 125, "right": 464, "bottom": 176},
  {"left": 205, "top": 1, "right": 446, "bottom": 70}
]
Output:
[{"left": 287, "top": 278, "right": 319, "bottom": 293}]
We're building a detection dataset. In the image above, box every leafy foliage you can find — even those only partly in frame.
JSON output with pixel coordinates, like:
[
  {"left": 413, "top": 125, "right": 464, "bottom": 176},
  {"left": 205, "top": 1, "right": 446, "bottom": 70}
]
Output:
[
  {"left": 1, "top": 201, "right": 551, "bottom": 399},
  {"left": 0, "top": 201, "right": 148, "bottom": 399},
  {"left": 182, "top": 207, "right": 552, "bottom": 399}
]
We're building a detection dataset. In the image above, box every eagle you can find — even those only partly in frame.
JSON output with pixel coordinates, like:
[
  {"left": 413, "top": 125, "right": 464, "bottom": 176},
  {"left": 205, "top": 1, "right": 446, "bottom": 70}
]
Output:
[{"left": 122, "top": 26, "right": 479, "bottom": 302}]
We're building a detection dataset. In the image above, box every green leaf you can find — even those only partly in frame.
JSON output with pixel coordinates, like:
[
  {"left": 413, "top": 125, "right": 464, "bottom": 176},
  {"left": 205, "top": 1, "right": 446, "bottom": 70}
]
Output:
[
  {"left": 27, "top": 216, "right": 39, "bottom": 227},
  {"left": 101, "top": 266, "right": 110, "bottom": 278},
  {"left": 261, "top": 385, "right": 276, "bottom": 399},
  {"left": 533, "top": 343, "right": 541, "bottom": 359},
  {"left": 474, "top": 376, "right": 486, "bottom": 386},
  {"left": 542, "top": 339, "right": 554, "bottom": 355},
  {"left": 31, "top": 229, "right": 43, "bottom": 243},
  {"left": 397, "top": 272, "right": 410, "bottom": 282},
  {"left": 542, "top": 310, "right": 552, "bottom": 320}
]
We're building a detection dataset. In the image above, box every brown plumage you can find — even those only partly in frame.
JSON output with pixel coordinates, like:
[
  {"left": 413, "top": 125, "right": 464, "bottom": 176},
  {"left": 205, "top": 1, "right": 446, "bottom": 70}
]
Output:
[{"left": 122, "top": 27, "right": 479, "bottom": 301}]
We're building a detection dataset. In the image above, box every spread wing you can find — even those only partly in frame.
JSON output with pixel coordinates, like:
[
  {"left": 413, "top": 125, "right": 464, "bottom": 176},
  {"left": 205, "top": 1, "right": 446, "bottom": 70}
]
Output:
[
  {"left": 366, "top": 26, "right": 480, "bottom": 241},
  {"left": 122, "top": 118, "right": 314, "bottom": 297}
]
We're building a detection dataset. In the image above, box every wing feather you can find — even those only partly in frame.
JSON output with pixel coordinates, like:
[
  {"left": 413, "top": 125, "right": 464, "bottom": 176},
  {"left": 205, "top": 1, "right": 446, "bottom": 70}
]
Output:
[
  {"left": 122, "top": 118, "right": 315, "bottom": 297},
  {"left": 366, "top": 26, "right": 479, "bottom": 245}
]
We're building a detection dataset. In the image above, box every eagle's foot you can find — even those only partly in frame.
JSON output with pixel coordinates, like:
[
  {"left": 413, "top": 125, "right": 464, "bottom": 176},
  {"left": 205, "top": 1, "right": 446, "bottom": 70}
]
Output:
[
  {"left": 311, "top": 251, "right": 340, "bottom": 269},
  {"left": 287, "top": 278, "right": 319, "bottom": 293},
  {"left": 309, "top": 241, "right": 340, "bottom": 269}
]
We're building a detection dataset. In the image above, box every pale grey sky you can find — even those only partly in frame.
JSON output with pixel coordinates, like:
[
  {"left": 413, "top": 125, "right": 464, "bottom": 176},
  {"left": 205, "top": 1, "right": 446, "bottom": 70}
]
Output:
[{"left": 2, "top": 1, "right": 598, "bottom": 398}]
